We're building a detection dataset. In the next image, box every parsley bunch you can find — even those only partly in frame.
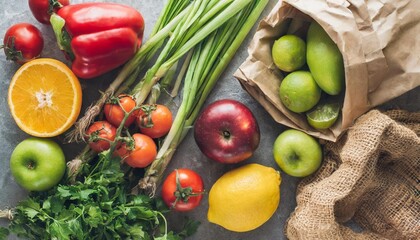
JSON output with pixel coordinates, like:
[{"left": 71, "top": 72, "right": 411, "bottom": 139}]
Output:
[{"left": 1, "top": 151, "right": 197, "bottom": 240}]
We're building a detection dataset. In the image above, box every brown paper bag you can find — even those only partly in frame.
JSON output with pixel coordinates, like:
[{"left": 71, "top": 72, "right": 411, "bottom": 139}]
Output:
[{"left": 234, "top": 0, "right": 420, "bottom": 141}]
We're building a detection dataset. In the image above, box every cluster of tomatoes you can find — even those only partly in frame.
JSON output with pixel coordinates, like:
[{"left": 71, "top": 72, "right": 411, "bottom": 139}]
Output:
[
  {"left": 85, "top": 94, "right": 204, "bottom": 211},
  {"left": 85, "top": 94, "right": 172, "bottom": 168}
]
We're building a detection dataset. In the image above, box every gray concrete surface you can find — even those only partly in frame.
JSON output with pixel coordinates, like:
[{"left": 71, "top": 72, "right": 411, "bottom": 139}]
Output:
[{"left": 0, "top": 0, "right": 418, "bottom": 239}]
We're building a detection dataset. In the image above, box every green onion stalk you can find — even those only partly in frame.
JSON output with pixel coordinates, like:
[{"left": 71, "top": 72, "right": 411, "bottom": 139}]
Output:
[
  {"left": 136, "top": 0, "right": 269, "bottom": 196},
  {"left": 66, "top": 0, "right": 192, "bottom": 143}
]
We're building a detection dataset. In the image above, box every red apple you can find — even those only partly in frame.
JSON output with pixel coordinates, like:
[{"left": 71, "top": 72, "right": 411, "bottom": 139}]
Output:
[{"left": 194, "top": 99, "right": 260, "bottom": 164}]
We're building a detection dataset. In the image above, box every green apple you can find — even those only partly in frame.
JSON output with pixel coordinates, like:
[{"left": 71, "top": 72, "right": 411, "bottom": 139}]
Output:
[
  {"left": 273, "top": 129, "right": 322, "bottom": 177},
  {"left": 10, "top": 137, "right": 66, "bottom": 191}
]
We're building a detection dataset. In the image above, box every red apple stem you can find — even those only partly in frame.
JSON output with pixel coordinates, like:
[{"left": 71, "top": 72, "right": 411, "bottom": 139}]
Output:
[{"left": 223, "top": 130, "right": 231, "bottom": 139}]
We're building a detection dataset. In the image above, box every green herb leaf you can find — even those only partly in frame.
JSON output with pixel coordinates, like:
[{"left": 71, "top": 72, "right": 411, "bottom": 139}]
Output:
[
  {"left": 48, "top": 220, "right": 73, "bottom": 240},
  {"left": 0, "top": 227, "right": 9, "bottom": 240},
  {"left": 57, "top": 186, "right": 72, "bottom": 198},
  {"left": 178, "top": 218, "right": 201, "bottom": 238}
]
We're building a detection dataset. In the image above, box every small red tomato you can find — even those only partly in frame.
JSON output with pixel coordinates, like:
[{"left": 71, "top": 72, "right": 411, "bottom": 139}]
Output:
[
  {"left": 28, "top": 0, "right": 70, "bottom": 24},
  {"left": 85, "top": 121, "right": 117, "bottom": 153},
  {"left": 104, "top": 94, "right": 138, "bottom": 128},
  {"left": 115, "top": 133, "right": 157, "bottom": 168},
  {"left": 2, "top": 23, "right": 44, "bottom": 64},
  {"left": 137, "top": 104, "right": 173, "bottom": 139},
  {"left": 161, "top": 169, "right": 204, "bottom": 212}
]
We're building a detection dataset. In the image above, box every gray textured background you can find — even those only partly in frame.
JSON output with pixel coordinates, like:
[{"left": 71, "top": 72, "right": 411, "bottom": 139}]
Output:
[{"left": 0, "top": 0, "right": 418, "bottom": 239}]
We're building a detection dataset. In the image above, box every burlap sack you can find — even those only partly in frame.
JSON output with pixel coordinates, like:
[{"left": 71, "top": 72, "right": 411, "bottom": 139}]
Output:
[
  {"left": 234, "top": 0, "right": 420, "bottom": 142},
  {"left": 285, "top": 110, "right": 420, "bottom": 240}
]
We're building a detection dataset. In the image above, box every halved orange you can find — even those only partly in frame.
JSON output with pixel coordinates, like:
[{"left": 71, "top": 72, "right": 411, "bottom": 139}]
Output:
[{"left": 8, "top": 58, "right": 82, "bottom": 137}]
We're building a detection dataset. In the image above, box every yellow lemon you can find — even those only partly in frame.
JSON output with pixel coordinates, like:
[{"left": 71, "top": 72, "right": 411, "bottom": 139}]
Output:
[{"left": 208, "top": 163, "right": 281, "bottom": 232}]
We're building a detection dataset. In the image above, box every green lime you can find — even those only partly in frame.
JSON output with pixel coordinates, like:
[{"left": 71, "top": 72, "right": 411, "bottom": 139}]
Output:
[
  {"left": 272, "top": 34, "right": 306, "bottom": 72},
  {"left": 306, "top": 102, "right": 340, "bottom": 129},
  {"left": 279, "top": 71, "right": 321, "bottom": 113}
]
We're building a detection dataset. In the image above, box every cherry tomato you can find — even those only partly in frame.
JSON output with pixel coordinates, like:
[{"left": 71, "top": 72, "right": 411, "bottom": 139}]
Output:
[
  {"left": 115, "top": 133, "right": 157, "bottom": 168},
  {"left": 2, "top": 23, "right": 44, "bottom": 64},
  {"left": 85, "top": 121, "right": 117, "bottom": 153},
  {"left": 28, "top": 0, "right": 70, "bottom": 24},
  {"left": 104, "top": 94, "right": 138, "bottom": 128},
  {"left": 137, "top": 104, "right": 173, "bottom": 139},
  {"left": 161, "top": 169, "right": 204, "bottom": 212}
]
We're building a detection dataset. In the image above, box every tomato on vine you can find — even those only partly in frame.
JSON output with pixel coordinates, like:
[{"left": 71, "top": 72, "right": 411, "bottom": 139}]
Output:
[
  {"left": 137, "top": 104, "right": 173, "bottom": 139},
  {"left": 85, "top": 121, "right": 117, "bottom": 153},
  {"left": 104, "top": 94, "right": 138, "bottom": 128},
  {"left": 114, "top": 133, "right": 157, "bottom": 168},
  {"left": 1, "top": 23, "right": 44, "bottom": 64},
  {"left": 161, "top": 168, "right": 204, "bottom": 212},
  {"left": 28, "top": 0, "right": 70, "bottom": 24}
]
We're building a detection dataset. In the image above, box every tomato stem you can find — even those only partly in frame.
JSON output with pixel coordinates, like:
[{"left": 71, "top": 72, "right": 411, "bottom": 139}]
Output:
[
  {"left": 171, "top": 170, "right": 203, "bottom": 208},
  {"left": 87, "top": 125, "right": 112, "bottom": 144},
  {"left": 138, "top": 104, "right": 157, "bottom": 128},
  {"left": 48, "top": 0, "right": 64, "bottom": 14},
  {"left": 2, "top": 37, "right": 24, "bottom": 62}
]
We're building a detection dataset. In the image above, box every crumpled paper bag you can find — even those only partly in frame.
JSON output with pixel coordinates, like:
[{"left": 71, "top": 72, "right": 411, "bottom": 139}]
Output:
[{"left": 234, "top": 0, "right": 420, "bottom": 141}]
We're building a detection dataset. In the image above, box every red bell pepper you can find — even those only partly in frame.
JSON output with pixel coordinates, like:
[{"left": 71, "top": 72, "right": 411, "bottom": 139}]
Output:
[{"left": 50, "top": 3, "right": 144, "bottom": 79}]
